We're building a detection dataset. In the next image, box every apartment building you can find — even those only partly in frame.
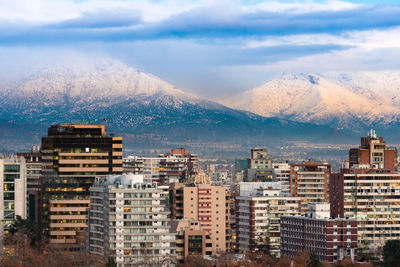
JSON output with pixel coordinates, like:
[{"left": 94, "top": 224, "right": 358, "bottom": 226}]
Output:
[
  {"left": 331, "top": 168, "right": 400, "bottom": 259},
  {"left": 169, "top": 183, "right": 230, "bottom": 254},
  {"left": 0, "top": 157, "right": 27, "bottom": 228},
  {"left": 349, "top": 130, "right": 398, "bottom": 172},
  {"left": 249, "top": 148, "right": 272, "bottom": 169},
  {"left": 236, "top": 184, "right": 300, "bottom": 257},
  {"left": 290, "top": 162, "right": 331, "bottom": 213},
  {"left": 272, "top": 161, "right": 291, "bottom": 195},
  {"left": 88, "top": 174, "right": 176, "bottom": 266},
  {"left": 281, "top": 203, "right": 357, "bottom": 263},
  {"left": 17, "top": 149, "right": 42, "bottom": 223},
  {"left": 171, "top": 219, "right": 212, "bottom": 264},
  {"left": 41, "top": 124, "right": 122, "bottom": 249},
  {"left": 123, "top": 148, "right": 198, "bottom": 184}
]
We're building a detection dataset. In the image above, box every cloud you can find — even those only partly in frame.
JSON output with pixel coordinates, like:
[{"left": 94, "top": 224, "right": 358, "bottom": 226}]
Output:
[
  {"left": 0, "top": 0, "right": 399, "bottom": 97},
  {"left": 0, "top": 1, "right": 399, "bottom": 44}
]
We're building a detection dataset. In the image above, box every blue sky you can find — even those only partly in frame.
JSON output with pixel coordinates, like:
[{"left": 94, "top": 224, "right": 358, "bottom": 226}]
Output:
[{"left": 0, "top": 0, "right": 400, "bottom": 97}]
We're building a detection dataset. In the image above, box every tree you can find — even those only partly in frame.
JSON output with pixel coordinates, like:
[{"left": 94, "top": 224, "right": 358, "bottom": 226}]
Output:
[
  {"left": 307, "top": 253, "right": 323, "bottom": 267},
  {"left": 106, "top": 257, "right": 117, "bottom": 267},
  {"left": 8, "top": 216, "right": 43, "bottom": 247},
  {"left": 383, "top": 240, "right": 400, "bottom": 267}
]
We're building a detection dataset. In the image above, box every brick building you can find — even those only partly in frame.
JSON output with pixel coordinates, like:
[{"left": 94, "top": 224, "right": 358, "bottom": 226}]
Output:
[
  {"left": 349, "top": 129, "right": 397, "bottom": 172},
  {"left": 281, "top": 203, "right": 357, "bottom": 263}
]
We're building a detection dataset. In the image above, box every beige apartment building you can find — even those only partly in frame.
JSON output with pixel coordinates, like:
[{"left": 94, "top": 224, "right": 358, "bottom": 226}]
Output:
[
  {"left": 169, "top": 183, "right": 230, "bottom": 254},
  {"left": 171, "top": 219, "right": 212, "bottom": 264},
  {"left": 290, "top": 162, "right": 331, "bottom": 213},
  {"left": 41, "top": 124, "right": 122, "bottom": 249}
]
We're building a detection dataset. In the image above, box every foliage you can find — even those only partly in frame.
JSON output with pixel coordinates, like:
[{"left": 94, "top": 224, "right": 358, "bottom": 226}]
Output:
[
  {"left": 8, "top": 216, "right": 43, "bottom": 247},
  {"left": 0, "top": 230, "right": 104, "bottom": 267},
  {"left": 106, "top": 256, "right": 117, "bottom": 267},
  {"left": 383, "top": 240, "right": 400, "bottom": 267}
]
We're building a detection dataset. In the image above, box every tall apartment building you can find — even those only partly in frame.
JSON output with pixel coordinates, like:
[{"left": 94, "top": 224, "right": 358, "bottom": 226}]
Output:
[
  {"left": 0, "top": 158, "right": 27, "bottom": 234},
  {"left": 349, "top": 130, "right": 398, "bottom": 172},
  {"left": 169, "top": 183, "right": 230, "bottom": 254},
  {"left": 123, "top": 148, "right": 198, "bottom": 184},
  {"left": 272, "top": 161, "right": 291, "bottom": 195},
  {"left": 87, "top": 174, "right": 176, "bottom": 266},
  {"left": 41, "top": 124, "right": 122, "bottom": 249},
  {"left": 330, "top": 168, "right": 400, "bottom": 259},
  {"left": 171, "top": 219, "right": 212, "bottom": 264},
  {"left": 290, "top": 162, "right": 331, "bottom": 213},
  {"left": 17, "top": 149, "right": 42, "bottom": 223},
  {"left": 281, "top": 203, "right": 358, "bottom": 263},
  {"left": 236, "top": 184, "right": 300, "bottom": 257}
]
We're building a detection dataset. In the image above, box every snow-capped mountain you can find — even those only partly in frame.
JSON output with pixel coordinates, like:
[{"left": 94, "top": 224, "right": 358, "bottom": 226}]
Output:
[
  {"left": 0, "top": 59, "right": 335, "bottom": 147},
  {"left": 220, "top": 72, "right": 400, "bottom": 136}
]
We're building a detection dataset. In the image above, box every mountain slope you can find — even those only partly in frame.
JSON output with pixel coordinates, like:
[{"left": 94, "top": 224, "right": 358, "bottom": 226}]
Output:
[
  {"left": 0, "top": 59, "right": 337, "bottom": 149},
  {"left": 220, "top": 72, "right": 400, "bottom": 136}
]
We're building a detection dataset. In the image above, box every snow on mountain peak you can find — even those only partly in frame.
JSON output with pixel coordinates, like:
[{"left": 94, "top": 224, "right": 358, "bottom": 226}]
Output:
[
  {"left": 1, "top": 57, "right": 199, "bottom": 104},
  {"left": 220, "top": 71, "right": 400, "bottom": 129}
]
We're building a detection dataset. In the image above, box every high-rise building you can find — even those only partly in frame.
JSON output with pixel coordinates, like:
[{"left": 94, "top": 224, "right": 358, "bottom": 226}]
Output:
[
  {"left": 87, "top": 174, "right": 176, "bottom": 266},
  {"left": 17, "top": 148, "right": 42, "bottom": 224},
  {"left": 272, "top": 161, "right": 291, "bottom": 195},
  {"left": 169, "top": 183, "right": 230, "bottom": 254},
  {"left": 281, "top": 203, "right": 358, "bottom": 263},
  {"left": 330, "top": 168, "right": 400, "bottom": 260},
  {"left": 40, "top": 124, "right": 122, "bottom": 249},
  {"left": 123, "top": 148, "right": 198, "bottom": 184},
  {"left": 349, "top": 130, "right": 398, "bottom": 172},
  {"left": 290, "top": 162, "right": 331, "bottom": 213},
  {"left": 236, "top": 183, "right": 300, "bottom": 257},
  {"left": 0, "top": 158, "right": 27, "bottom": 234}
]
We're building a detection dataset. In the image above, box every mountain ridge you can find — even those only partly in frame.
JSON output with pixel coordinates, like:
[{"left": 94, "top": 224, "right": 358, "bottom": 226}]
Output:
[
  {"left": 220, "top": 72, "right": 400, "bottom": 136},
  {"left": 0, "top": 58, "right": 340, "bottom": 151}
]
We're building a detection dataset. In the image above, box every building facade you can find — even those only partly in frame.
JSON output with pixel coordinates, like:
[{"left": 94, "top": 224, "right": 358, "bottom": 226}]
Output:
[
  {"left": 0, "top": 157, "right": 27, "bottom": 228},
  {"left": 281, "top": 207, "right": 358, "bottom": 263},
  {"left": 236, "top": 185, "right": 300, "bottom": 257},
  {"left": 331, "top": 168, "right": 400, "bottom": 259},
  {"left": 123, "top": 148, "right": 198, "bottom": 185},
  {"left": 272, "top": 161, "right": 291, "bottom": 195},
  {"left": 41, "top": 124, "right": 122, "bottom": 249},
  {"left": 169, "top": 183, "right": 230, "bottom": 254},
  {"left": 171, "top": 219, "right": 212, "bottom": 264},
  {"left": 17, "top": 149, "right": 42, "bottom": 224},
  {"left": 88, "top": 174, "right": 176, "bottom": 266},
  {"left": 349, "top": 130, "right": 398, "bottom": 172},
  {"left": 290, "top": 162, "right": 331, "bottom": 213}
]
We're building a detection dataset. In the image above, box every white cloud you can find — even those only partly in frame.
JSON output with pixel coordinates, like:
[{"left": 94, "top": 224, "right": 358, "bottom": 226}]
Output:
[{"left": 247, "top": 27, "right": 400, "bottom": 50}]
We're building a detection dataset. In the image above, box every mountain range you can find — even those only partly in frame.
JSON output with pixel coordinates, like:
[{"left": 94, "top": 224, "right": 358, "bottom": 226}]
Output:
[
  {"left": 0, "top": 59, "right": 337, "bottom": 151},
  {"left": 220, "top": 72, "right": 400, "bottom": 139}
]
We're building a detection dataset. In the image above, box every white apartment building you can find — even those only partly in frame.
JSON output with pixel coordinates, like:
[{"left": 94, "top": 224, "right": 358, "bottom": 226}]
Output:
[
  {"left": 331, "top": 170, "right": 400, "bottom": 259},
  {"left": 272, "top": 161, "right": 291, "bottom": 195},
  {"left": 0, "top": 157, "right": 27, "bottom": 245},
  {"left": 88, "top": 174, "right": 176, "bottom": 267},
  {"left": 236, "top": 184, "right": 300, "bottom": 257}
]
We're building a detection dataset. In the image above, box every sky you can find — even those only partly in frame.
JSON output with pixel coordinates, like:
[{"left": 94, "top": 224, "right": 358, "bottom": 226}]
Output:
[{"left": 0, "top": 0, "right": 400, "bottom": 98}]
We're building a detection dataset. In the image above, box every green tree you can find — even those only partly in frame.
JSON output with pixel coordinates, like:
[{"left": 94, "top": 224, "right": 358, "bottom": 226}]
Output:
[
  {"left": 8, "top": 216, "right": 42, "bottom": 247},
  {"left": 106, "top": 256, "right": 117, "bottom": 267},
  {"left": 307, "top": 253, "right": 323, "bottom": 267},
  {"left": 383, "top": 240, "right": 400, "bottom": 267}
]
